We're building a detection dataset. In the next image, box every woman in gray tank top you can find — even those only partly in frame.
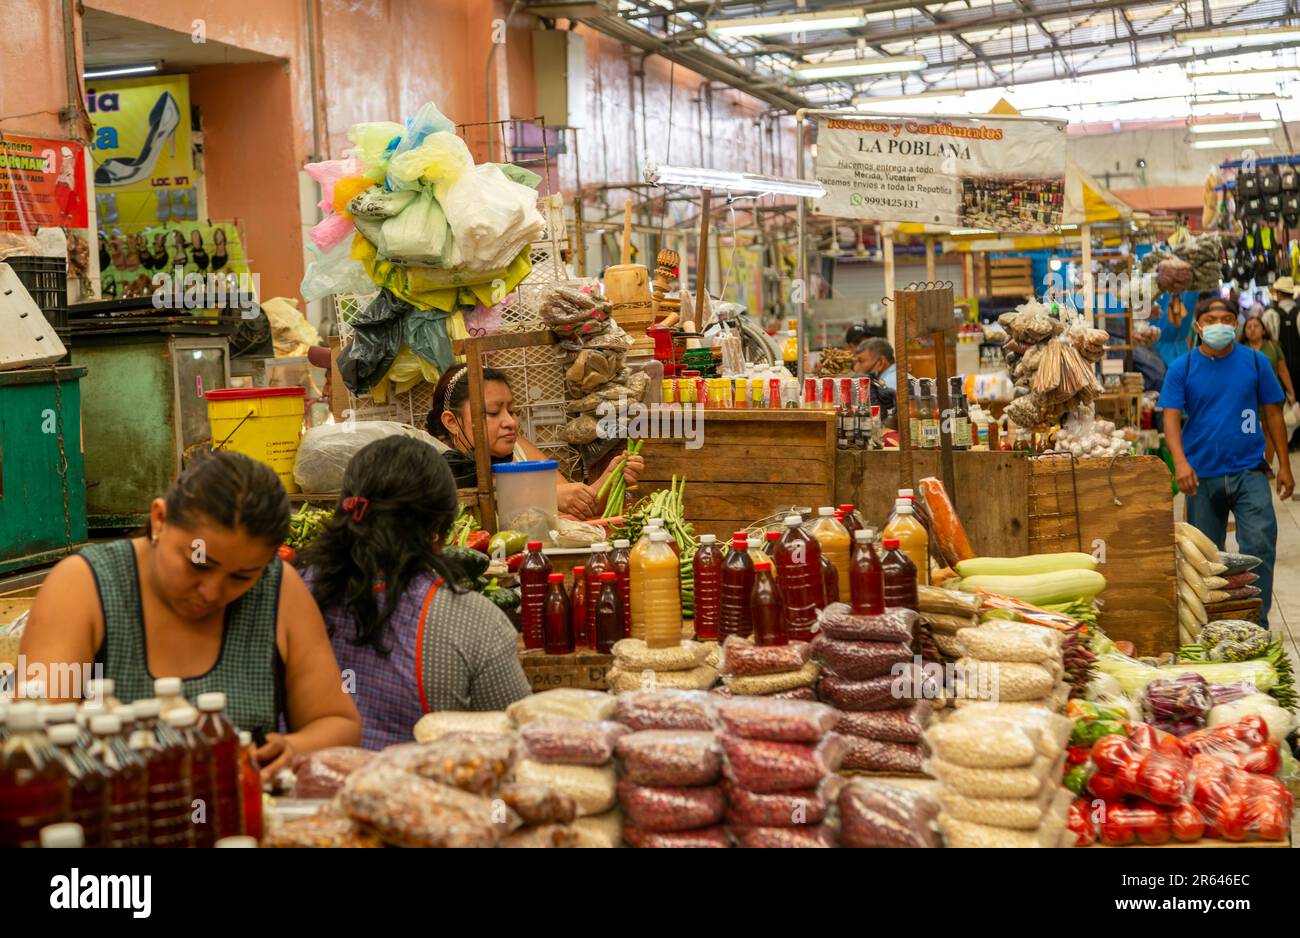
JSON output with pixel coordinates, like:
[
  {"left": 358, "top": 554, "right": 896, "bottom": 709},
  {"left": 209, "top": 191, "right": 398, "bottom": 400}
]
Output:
[{"left": 20, "top": 451, "right": 361, "bottom": 777}]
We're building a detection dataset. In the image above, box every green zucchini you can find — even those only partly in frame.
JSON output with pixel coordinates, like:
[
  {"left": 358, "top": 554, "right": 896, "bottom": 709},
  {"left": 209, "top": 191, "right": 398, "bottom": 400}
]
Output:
[
  {"left": 955, "top": 553, "right": 1098, "bottom": 578},
  {"left": 957, "top": 569, "right": 1106, "bottom": 605}
]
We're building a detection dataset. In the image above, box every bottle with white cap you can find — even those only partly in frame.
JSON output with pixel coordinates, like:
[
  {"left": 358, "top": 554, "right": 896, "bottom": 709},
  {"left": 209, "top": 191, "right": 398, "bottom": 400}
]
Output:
[
  {"left": 76, "top": 700, "right": 105, "bottom": 749},
  {"left": 88, "top": 713, "right": 148, "bottom": 848},
  {"left": 40, "top": 822, "right": 85, "bottom": 848},
  {"left": 808, "top": 506, "right": 852, "bottom": 601},
  {"left": 641, "top": 530, "right": 683, "bottom": 649},
  {"left": 84, "top": 678, "right": 120, "bottom": 712},
  {"left": 197, "top": 692, "right": 242, "bottom": 839},
  {"left": 165, "top": 707, "right": 215, "bottom": 847},
  {"left": 20, "top": 679, "right": 48, "bottom": 703},
  {"left": 41, "top": 703, "right": 78, "bottom": 728},
  {"left": 48, "top": 722, "right": 109, "bottom": 847},
  {"left": 0, "top": 702, "right": 67, "bottom": 848},
  {"left": 129, "top": 698, "right": 194, "bottom": 848},
  {"left": 153, "top": 677, "right": 188, "bottom": 718},
  {"left": 215, "top": 835, "right": 258, "bottom": 847},
  {"left": 882, "top": 497, "right": 930, "bottom": 586},
  {"left": 774, "top": 514, "right": 822, "bottom": 640}
]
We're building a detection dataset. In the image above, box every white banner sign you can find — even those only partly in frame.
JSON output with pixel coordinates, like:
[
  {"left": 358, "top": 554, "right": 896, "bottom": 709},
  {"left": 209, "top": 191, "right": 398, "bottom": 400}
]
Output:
[{"left": 814, "top": 115, "right": 1067, "bottom": 232}]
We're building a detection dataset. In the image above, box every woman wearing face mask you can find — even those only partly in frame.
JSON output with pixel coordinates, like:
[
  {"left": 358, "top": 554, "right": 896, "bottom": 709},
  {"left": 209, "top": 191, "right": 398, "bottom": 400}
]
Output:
[
  {"left": 1160, "top": 295, "right": 1294, "bottom": 628},
  {"left": 19, "top": 451, "right": 362, "bottom": 776},
  {"left": 426, "top": 363, "right": 644, "bottom": 520}
]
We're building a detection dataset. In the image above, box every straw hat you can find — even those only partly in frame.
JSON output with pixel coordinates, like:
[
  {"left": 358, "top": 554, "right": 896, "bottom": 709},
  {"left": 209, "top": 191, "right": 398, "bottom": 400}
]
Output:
[{"left": 1273, "top": 276, "right": 1295, "bottom": 296}]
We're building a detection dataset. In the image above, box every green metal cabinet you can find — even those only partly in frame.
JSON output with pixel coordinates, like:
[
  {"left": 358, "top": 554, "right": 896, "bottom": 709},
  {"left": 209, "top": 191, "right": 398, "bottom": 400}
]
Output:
[
  {"left": 0, "top": 366, "right": 88, "bottom": 574},
  {"left": 73, "top": 332, "right": 229, "bottom": 530}
]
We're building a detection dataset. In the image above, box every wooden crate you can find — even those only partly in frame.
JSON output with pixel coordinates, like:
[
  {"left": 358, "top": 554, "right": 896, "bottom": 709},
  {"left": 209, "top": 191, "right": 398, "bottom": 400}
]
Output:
[
  {"left": 975, "top": 256, "right": 1034, "bottom": 299},
  {"left": 637, "top": 409, "right": 836, "bottom": 540},
  {"left": 519, "top": 649, "right": 613, "bottom": 692},
  {"left": 1203, "top": 597, "right": 1262, "bottom": 624}
]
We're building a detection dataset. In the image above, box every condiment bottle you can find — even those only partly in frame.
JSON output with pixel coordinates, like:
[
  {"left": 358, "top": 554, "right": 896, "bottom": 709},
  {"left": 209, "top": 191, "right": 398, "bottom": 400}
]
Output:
[
  {"left": 153, "top": 677, "right": 188, "bottom": 718},
  {"left": 629, "top": 523, "right": 656, "bottom": 641},
  {"left": 196, "top": 692, "right": 242, "bottom": 839},
  {"left": 165, "top": 707, "right": 215, "bottom": 847},
  {"left": 820, "top": 553, "right": 839, "bottom": 607},
  {"left": 544, "top": 573, "right": 574, "bottom": 655},
  {"left": 519, "top": 541, "right": 552, "bottom": 651},
  {"left": 238, "top": 732, "right": 263, "bottom": 843},
  {"left": 48, "top": 723, "right": 108, "bottom": 847},
  {"left": 850, "top": 529, "right": 886, "bottom": 615},
  {"left": 751, "top": 561, "right": 787, "bottom": 647},
  {"left": 570, "top": 566, "right": 589, "bottom": 648},
  {"left": 882, "top": 499, "right": 930, "bottom": 586},
  {"left": 610, "top": 539, "right": 633, "bottom": 637},
  {"left": 0, "top": 703, "right": 68, "bottom": 848},
  {"left": 586, "top": 542, "right": 614, "bottom": 641},
  {"left": 763, "top": 530, "right": 782, "bottom": 559},
  {"left": 881, "top": 538, "right": 920, "bottom": 612},
  {"left": 594, "top": 571, "right": 625, "bottom": 654},
  {"left": 128, "top": 697, "right": 194, "bottom": 848},
  {"left": 691, "top": 534, "right": 724, "bottom": 642},
  {"left": 809, "top": 506, "right": 852, "bottom": 600},
  {"left": 641, "top": 532, "right": 682, "bottom": 649},
  {"left": 775, "top": 514, "right": 822, "bottom": 641},
  {"left": 84, "top": 678, "right": 121, "bottom": 712},
  {"left": 920, "top": 379, "right": 940, "bottom": 449},
  {"left": 838, "top": 504, "right": 863, "bottom": 537},
  {"left": 719, "top": 532, "right": 756, "bottom": 641},
  {"left": 88, "top": 714, "right": 149, "bottom": 848}
]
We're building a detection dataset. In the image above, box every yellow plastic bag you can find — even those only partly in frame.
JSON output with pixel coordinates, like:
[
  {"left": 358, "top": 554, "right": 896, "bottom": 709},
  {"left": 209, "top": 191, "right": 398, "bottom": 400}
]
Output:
[
  {"left": 352, "top": 233, "right": 531, "bottom": 313},
  {"left": 332, "top": 177, "right": 373, "bottom": 215},
  {"left": 348, "top": 121, "right": 403, "bottom": 181},
  {"left": 371, "top": 344, "right": 440, "bottom": 403},
  {"left": 387, "top": 132, "right": 472, "bottom": 194}
]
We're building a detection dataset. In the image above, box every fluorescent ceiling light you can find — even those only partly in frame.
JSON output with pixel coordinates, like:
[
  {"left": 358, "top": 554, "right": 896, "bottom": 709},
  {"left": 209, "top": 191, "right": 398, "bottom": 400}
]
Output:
[
  {"left": 1177, "top": 26, "right": 1300, "bottom": 48},
  {"left": 851, "top": 88, "right": 966, "bottom": 106},
  {"left": 1189, "top": 119, "right": 1281, "bottom": 134},
  {"left": 796, "top": 55, "right": 927, "bottom": 79},
  {"left": 1188, "top": 67, "right": 1300, "bottom": 80},
  {"left": 709, "top": 8, "right": 867, "bottom": 37},
  {"left": 1189, "top": 135, "right": 1274, "bottom": 149},
  {"left": 83, "top": 62, "right": 161, "bottom": 80},
  {"left": 1191, "top": 94, "right": 1285, "bottom": 107},
  {"left": 644, "top": 161, "right": 827, "bottom": 198}
]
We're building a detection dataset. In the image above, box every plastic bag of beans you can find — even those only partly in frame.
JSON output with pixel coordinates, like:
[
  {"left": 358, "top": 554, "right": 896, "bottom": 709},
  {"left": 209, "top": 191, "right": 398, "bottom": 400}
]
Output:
[
  {"left": 606, "top": 665, "right": 719, "bottom": 694},
  {"left": 340, "top": 765, "right": 519, "bottom": 848},
  {"left": 513, "top": 761, "right": 618, "bottom": 817},
  {"left": 570, "top": 809, "right": 623, "bottom": 848},
  {"left": 838, "top": 778, "right": 941, "bottom": 849},
  {"left": 498, "top": 824, "right": 579, "bottom": 848},
  {"left": 615, "top": 730, "right": 723, "bottom": 787},
  {"left": 508, "top": 688, "right": 617, "bottom": 725},
  {"left": 413, "top": 710, "right": 511, "bottom": 742},
  {"left": 720, "top": 733, "right": 849, "bottom": 793},
  {"left": 495, "top": 781, "right": 578, "bottom": 826},
  {"left": 719, "top": 635, "right": 812, "bottom": 676},
  {"left": 730, "top": 824, "right": 837, "bottom": 848},
  {"left": 714, "top": 697, "right": 838, "bottom": 743},
  {"left": 834, "top": 701, "right": 932, "bottom": 744},
  {"left": 956, "top": 621, "right": 1061, "bottom": 663},
  {"left": 945, "top": 703, "right": 1072, "bottom": 757},
  {"left": 817, "top": 671, "right": 923, "bottom": 711},
  {"left": 612, "top": 638, "right": 713, "bottom": 673},
  {"left": 722, "top": 781, "right": 829, "bottom": 827},
  {"left": 811, "top": 635, "right": 913, "bottom": 681},
  {"left": 519, "top": 719, "right": 629, "bottom": 766},
  {"left": 614, "top": 689, "right": 716, "bottom": 731},
  {"left": 291, "top": 747, "right": 376, "bottom": 800},
  {"left": 817, "top": 603, "right": 917, "bottom": 642},
  {"left": 616, "top": 780, "right": 725, "bottom": 832},
  {"left": 840, "top": 737, "right": 926, "bottom": 774},
  {"left": 722, "top": 661, "right": 820, "bottom": 696},
  {"left": 926, "top": 752, "right": 1061, "bottom": 799},
  {"left": 712, "top": 686, "right": 819, "bottom": 702},
  {"left": 622, "top": 824, "right": 731, "bottom": 848},
  {"left": 263, "top": 810, "right": 384, "bottom": 848},
  {"left": 373, "top": 734, "right": 516, "bottom": 795},
  {"left": 924, "top": 720, "right": 1041, "bottom": 769}
]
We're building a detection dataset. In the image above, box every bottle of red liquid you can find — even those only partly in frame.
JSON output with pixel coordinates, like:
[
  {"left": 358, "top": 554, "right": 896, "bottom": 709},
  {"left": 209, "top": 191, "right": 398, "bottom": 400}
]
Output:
[
  {"left": 88, "top": 713, "right": 149, "bottom": 848},
  {"left": 543, "top": 573, "right": 574, "bottom": 654},
  {"left": 129, "top": 697, "right": 194, "bottom": 847},
  {"left": 751, "top": 561, "right": 787, "bottom": 646},
  {"left": 838, "top": 504, "right": 863, "bottom": 538},
  {"left": 570, "top": 566, "right": 588, "bottom": 649},
  {"left": 719, "top": 532, "right": 756, "bottom": 641},
  {"left": 47, "top": 722, "right": 109, "bottom": 848},
  {"left": 196, "top": 692, "right": 242, "bottom": 839},
  {"left": 763, "top": 530, "right": 781, "bottom": 559},
  {"left": 820, "top": 553, "right": 839, "bottom": 607},
  {"left": 238, "top": 731, "right": 263, "bottom": 842},
  {"left": 775, "top": 514, "right": 822, "bottom": 641},
  {"left": 611, "top": 539, "right": 633, "bottom": 638},
  {"left": 692, "top": 534, "right": 723, "bottom": 641},
  {"left": 0, "top": 703, "right": 68, "bottom": 848},
  {"left": 850, "top": 529, "right": 886, "bottom": 615},
  {"left": 594, "top": 571, "right": 624, "bottom": 654},
  {"left": 519, "top": 541, "right": 552, "bottom": 651},
  {"left": 585, "top": 543, "right": 614, "bottom": 640},
  {"left": 166, "top": 707, "right": 215, "bottom": 847},
  {"left": 881, "top": 537, "right": 919, "bottom": 611}
]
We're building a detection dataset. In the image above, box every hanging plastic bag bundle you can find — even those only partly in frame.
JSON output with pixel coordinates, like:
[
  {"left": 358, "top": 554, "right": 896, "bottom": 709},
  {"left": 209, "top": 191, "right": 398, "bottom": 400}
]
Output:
[
  {"left": 440, "top": 163, "right": 546, "bottom": 272},
  {"left": 336, "top": 289, "right": 406, "bottom": 395},
  {"left": 383, "top": 102, "right": 456, "bottom": 190},
  {"left": 300, "top": 238, "right": 376, "bottom": 303},
  {"left": 378, "top": 188, "right": 454, "bottom": 267},
  {"left": 304, "top": 157, "right": 363, "bottom": 213},
  {"left": 347, "top": 121, "right": 404, "bottom": 181},
  {"left": 387, "top": 131, "right": 473, "bottom": 197}
]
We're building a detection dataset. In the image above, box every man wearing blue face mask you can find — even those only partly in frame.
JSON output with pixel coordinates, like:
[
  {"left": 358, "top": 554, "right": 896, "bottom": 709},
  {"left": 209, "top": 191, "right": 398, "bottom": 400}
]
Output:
[{"left": 1160, "top": 295, "right": 1294, "bottom": 627}]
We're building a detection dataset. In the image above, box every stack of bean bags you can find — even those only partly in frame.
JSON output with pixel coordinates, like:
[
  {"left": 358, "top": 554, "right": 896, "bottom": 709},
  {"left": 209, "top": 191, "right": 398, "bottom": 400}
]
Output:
[
  {"left": 951, "top": 619, "right": 1070, "bottom": 713},
  {"left": 836, "top": 777, "right": 942, "bottom": 848},
  {"left": 605, "top": 638, "right": 719, "bottom": 695},
  {"left": 1175, "top": 522, "right": 1263, "bottom": 645},
  {"left": 925, "top": 705, "right": 1074, "bottom": 848},
  {"left": 714, "top": 635, "right": 818, "bottom": 699},
  {"left": 917, "top": 586, "right": 980, "bottom": 664}
]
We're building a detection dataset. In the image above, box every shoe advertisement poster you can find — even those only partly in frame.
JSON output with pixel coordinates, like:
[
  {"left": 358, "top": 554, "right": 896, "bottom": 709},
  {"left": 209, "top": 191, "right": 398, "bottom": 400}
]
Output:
[
  {"left": 98, "top": 221, "right": 249, "bottom": 302},
  {"left": 89, "top": 74, "right": 196, "bottom": 235},
  {"left": 0, "top": 134, "right": 89, "bottom": 233}
]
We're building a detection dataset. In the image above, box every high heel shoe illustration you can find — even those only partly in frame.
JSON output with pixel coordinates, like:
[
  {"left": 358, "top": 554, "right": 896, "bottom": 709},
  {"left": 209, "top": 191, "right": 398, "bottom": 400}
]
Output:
[{"left": 94, "top": 91, "right": 181, "bottom": 187}]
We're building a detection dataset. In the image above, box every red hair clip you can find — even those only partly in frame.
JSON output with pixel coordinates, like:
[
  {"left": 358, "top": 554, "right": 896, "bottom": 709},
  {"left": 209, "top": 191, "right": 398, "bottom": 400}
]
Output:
[{"left": 342, "top": 496, "right": 370, "bottom": 523}]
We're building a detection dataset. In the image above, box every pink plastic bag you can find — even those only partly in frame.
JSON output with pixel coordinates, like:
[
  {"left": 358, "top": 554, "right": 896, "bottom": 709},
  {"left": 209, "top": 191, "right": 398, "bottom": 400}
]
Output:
[
  {"left": 309, "top": 211, "right": 357, "bottom": 252},
  {"left": 305, "top": 157, "right": 362, "bottom": 213}
]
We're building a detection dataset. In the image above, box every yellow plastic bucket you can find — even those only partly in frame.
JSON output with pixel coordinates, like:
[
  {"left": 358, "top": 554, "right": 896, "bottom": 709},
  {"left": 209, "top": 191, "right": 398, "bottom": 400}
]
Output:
[{"left": 205, "top": 387, "right": 305, "bottom": 493}]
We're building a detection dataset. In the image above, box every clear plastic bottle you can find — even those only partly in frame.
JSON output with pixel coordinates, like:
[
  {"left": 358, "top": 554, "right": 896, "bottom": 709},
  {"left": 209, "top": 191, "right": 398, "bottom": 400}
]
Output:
[
  {"left": 129, "top": 697, "right": 194, "bottom": 848},
  {"left": 837, "top": 504, "right": 863, "bottom": 538},
  {"left": 691, "top": 534, "right": 724, "bottom": 642},
  {"left": 783, "top": 329, "right": 799, "bottom": 377},
  {"left": 75, "top": 701, "right": 104, "bottom": 749},
  {"left": 763, "top": 530, "right": 782, "bottom": 559},
  {"left": 88, "top": 713, "right": 149, "bottom": 848},
  {"left": 166, "top": 707, "right": 214, "bottom": 848},
  {"left": 544, "top": 573, "right": 574, "bottom": 655},
  {"left": 820, "top": 554, "right": 839, "bottom": 607},
  {"left": 40, "top": 703, "right": 78, "bottom": 729},
  {"left": 751, "top": 560, "right": 787, "bottom": 646},
  {"left": 747, "top": 534, "right": 768, "bottom": 567},
  {"left": 519, "top": 541, "right": 552, "bottom": 651},
  {"left": 238, "top": 731, "right": 263, "bottom": 842},
  {"left": 719, "top": 533, "right": 756, "bottom": 641},
  {"left": 882, "top": 499, "right": 930, "bottom": 586},
  {"left": 196, "top": 692, "right": 242, "bottom": 839},
  {"left": 641, "top": 532, "right": 683, "bottom": 649},
  {"left": 850, "top": 529, "right": 886, "bottom": 616},
  {"left": 629, "top": 527, "right": 653, "bottom": 642},
  {"left": 154, "top": 677, "right": 189, "bottom": 719},
  {"left": 594, "top": 572, "right": 625, "bottom": 654},
  {"left": 881, "top": 538, "right": 920, "bottom": 611},
  {"left": 775, "top": 514, "right": 822, "bottom": 641},
  {"left": 611, "top": 539, "right": 633, "bottom": 638},
  {"left": 0, "top": 703, "right": 68, "bottom": 848},
  {"left": 809, "top": 506, "right": 852, "bottom": 600},
  {"left": 84, "top": 678, "right": 121, "bottom": 712}
]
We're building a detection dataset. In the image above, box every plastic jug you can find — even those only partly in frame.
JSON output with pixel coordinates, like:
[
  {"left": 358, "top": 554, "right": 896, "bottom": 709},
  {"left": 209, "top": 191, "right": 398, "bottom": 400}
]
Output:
[
  {"left": 128, "top": 697, "right": 194, "bottom": 848},
  {"left": 809, "top": 507, "right": 851, "bottom": 600},
  {"left": 883, "top": 499, "right": 929, "bottom": 586},
  {"left": 775, "top": 515, "right": 821, "bottom": 641},
  {"left": 692, "top": 534, "right": 723, "bottom": 642},
  {"left": 641, "top": 532, "right": 683, "bottom": 649},
  {"left": 881, "top": 538, "right": 919, "bottom": 611},
  {"left": 491, "top": 460, "right": 559, "bottom": 542},
  {"left": 0, "top": 703, "right": 68, "bottom": 848},
  {"left": 196, "top": 692, "right": 242, "bottom": 839}
]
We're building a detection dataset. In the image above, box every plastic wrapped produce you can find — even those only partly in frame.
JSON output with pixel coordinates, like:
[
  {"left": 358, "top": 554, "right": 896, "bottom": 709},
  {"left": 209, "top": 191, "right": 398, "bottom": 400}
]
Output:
[
  {"left": 1086, "top": 735, "right": 1187, "bottom": 806},
  {"left": 841, "top": 737, "right": 926, "bottom": 774},
  {"left": 731, "top": 824, "right": 837, "bottom": 848},
  {"left": 294, "top": 422, "right": 440, "bottom": 494},
  {"left": 513, "top": 760, "right": 618, "bottom": 817},
  {"left": 499, "top": 825, "right": 579, "bottom": 848},
  {"left": 719, "top": 635, "right": 813, "bottom": 676},
  {"left": 714, "top": 697, "right": 838, "bottom": 743},
  {"left": 263, "top": 810, "right": 385, "bottom": 848},
  {"left": 917, "top": 587, "right": 980, "bottom": 618},
  {"left": 519, "top": 719, "right": 629, "bottom": 766},
  {"left": 613, "top": 639, "right": 712, "bottom": 673},
  {"left": 375, "top": 734, "right": 515, "bottom": 795},
  {"left": 818, "top": 671, "right": 921, "bottom": 712},
  {"left": 923, "top": 613, "right": 980, "bottom": 635},
  {"left": 1142, "top": 673, "right": 1212, "bottom": 736},
  {"left": 607, "top": 665, "right": 719, "bottom": 694},
  {"left": 507, "top": 689, "right": 617, "bottom": 726},
  {"left": 926, "top": 720, "right": 1042, "bottom": 768},
  {"left": 614, "top": 689, "right": 716, "bottom": 731},
  {"left": 720, "top": 733, "right": 849, "bottom": 793},
  {"left": 340, "top": 765, "right": 519, "bottom": 848},
  {"left": 810, "top": 635, "right": 912, "bottom": 681},
  {"left": 1208, "top": 696, "right": 1295, "bottom": 742},
  {"left": 948, "top": 703, "right": 1072, "bottom": 757},
  {"left": 1185, "top": 753, "right": 1292, "bottom": 841},
  {"left": 570, "top": 810, "right": 623, "bottom": 848},
  {"left": 622, "top": 824, "right": 730, "bottom": 848},
  {"left": 496, "top": 782, "right": 578, "bottom": 826},
  {"left": 723, "top": 782, "right": 828, "bottom": 827},
  {"left": 938, "top": 785, "right": 1057, "bottom": 830},
  {"left": 617, "top": 780, "right": 725, "bottom": 832},
  {"left": 938, "top": 813, "right": 1058, "bottom": 848},
  {"left": 838, "top": 778, "right": 941, "bottom": 848},
  {"left": 817, "top": 603, "right": 916, "bottom": 642},
  {"left": 1207, "top": 682, "right": 1258, "bottom": 706},
  {"left": 835, "top": 702, "right": 932, "bottom": 744},
  {"left": 721, "top": 662, "right": 820, "bottom": 696},
  {"left": 956, "top": 621, "right": 1061, "bottom": 663},
  {"left": 1208, "top": 631, "right": 1270, "bottom": 662},
  {"left": 413, "top": 710, "right": 512, "bottom": 743},
  {"left": 616, "top": 731, "right": 723, "bottom": 787},
  {"left": 953, "top": 658, "right": 1055, "bottom": 703},
  {"left": 713, "top": 685, "right": 820, "bottom": 702},
  {"left": 927, "top": 753, "right": 1059, "bottom": 799},
  {"left": 290, "top": 747, "right": 376, "bottom": 800}
]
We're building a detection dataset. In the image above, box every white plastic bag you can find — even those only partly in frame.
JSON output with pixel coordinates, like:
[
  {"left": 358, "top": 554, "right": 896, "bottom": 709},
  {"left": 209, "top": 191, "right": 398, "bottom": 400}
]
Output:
[
  {"left": 440, "top": 164, "right": 545, "bottom": 272},
  {"left": 293, "top": 421, "right": 439, "bottom": 493},
  {"left": 300, "top": 239, "right": 376, "bottom": 303},
  {"left": 380, "top": 190, "right": 452, "bottom": 267}
]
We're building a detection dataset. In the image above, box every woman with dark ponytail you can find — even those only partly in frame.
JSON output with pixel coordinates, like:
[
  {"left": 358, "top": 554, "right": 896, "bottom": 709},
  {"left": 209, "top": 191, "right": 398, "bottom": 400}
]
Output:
[
  {"left": 299, "top": 435, "right": 530, "bottom": 749},
  {"left": 22, "top": 450, "right": 361, "bottom": 776}
]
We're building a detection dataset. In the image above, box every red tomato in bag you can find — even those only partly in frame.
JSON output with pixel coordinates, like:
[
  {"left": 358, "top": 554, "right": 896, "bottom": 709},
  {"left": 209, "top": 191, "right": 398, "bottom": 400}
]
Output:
[
  {"left": 1088, "top": 773, "right": 1124, "bottom": 802},
  {"left": 1236, "top": 715, "right": 1270, "bottom": 747},
  {"left": 1092, "top": 735, "right": 1138, "bottom": 774},
  {"left": 1133, "top": 805, "right": 1172, "bottom": 845},
  {"left": 1241, "top": 744, "right": 1280, "bottom": 776},
  {"left": 1247, "top": 798, "right": 1289, "bottom": 841},
  {"left": 1215, "top": 795, "right": 1250, "bottom": 841},
  {"left": 1244, "top": 774, "right": 1293, "bottom": 811},
  {"left": 1099, "top": 814, "right": 1136, "bottom": 847},
  {"left": 1117, "top": 757, "right": 1144, "bottom": 796},
  {"left": 1170, "top": 803, "right": 1205, "bottom": 842},
  {"left": 1068, "top": 798, "right": 1096, "bottom": 846},
  {"left": 1135, "top": 752, "right": 1187, "bottom": 806},
  {"left": 1130, "top": 723, "right": 1183, "bottom": 756},
  {"left": 1191, "top": 773, "right": 1231, "bottom": 815},
  {"left": 1066, "top": 745, "right": 1091, "bottom": 765}
]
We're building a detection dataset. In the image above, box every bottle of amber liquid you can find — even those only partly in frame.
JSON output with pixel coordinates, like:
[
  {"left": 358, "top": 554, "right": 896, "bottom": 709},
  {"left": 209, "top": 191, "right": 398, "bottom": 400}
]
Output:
[
  {"left": 165, "top": 708, "right": 215, "bottom": 847},
  {"left": 750, "top": 561, "right": 787, "bottom": 647},
  {"left": 196, "top": 693, "right": 242, "bottom": 839},
  {"left": 129, "top": 698, "right": 194, "bottom": 848},
  {"left": 47, "top": 723, "right": 109, "bottom": 848},
  {"left": 543, "top": 573, "right": 574, "bottom": 655},
  {"left": 238, "top": 731, "right": 263, "bottom": 842},
  {"left": 88, "top": 714, "right": 149, "bottom": 848}
]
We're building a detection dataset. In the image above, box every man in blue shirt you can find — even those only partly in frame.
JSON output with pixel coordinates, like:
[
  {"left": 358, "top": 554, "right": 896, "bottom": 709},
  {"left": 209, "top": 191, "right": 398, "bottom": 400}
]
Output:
[
  {"left": 1160, "top": 296, "right": 1294, "bottom": 626},
  {"left": 853, "top": 337, "right": 897, "bottom": 391}
]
